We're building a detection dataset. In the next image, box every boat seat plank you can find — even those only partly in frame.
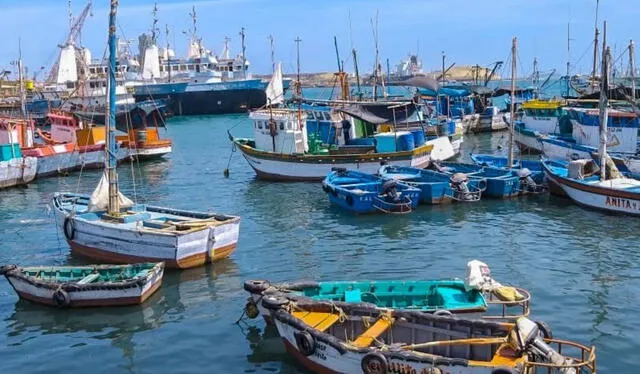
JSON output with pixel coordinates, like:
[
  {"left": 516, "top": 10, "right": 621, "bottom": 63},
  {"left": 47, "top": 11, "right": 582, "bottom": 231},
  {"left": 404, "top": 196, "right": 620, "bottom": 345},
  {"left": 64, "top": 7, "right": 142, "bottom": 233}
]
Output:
[
  {"left": 352, "top": 316, "right": 394, "bottom": 348},
  {"left": 77, "top": 272, "right": 100, "bottom": 284},
  {"left": 293, "top": 311, "right": 340, "bottom": 332}
]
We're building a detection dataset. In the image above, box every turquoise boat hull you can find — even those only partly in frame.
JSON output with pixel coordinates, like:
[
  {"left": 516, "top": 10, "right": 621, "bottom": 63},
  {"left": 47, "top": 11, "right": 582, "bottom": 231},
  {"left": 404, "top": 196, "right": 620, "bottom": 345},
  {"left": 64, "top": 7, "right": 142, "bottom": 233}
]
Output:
[{"left": 245, "top": 279, "right": 487, "bottom": 314}]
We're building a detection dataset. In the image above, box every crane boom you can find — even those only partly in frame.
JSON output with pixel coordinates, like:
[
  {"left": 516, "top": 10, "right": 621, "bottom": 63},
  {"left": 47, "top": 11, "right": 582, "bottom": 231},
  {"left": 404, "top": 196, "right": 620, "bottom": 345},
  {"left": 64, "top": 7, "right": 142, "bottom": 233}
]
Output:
[
  {"left": 47, "top": 1, "right": 92, "bottom": 83},
  {"left": 484, "top": 61, "right": 503, "bottom": 86}
]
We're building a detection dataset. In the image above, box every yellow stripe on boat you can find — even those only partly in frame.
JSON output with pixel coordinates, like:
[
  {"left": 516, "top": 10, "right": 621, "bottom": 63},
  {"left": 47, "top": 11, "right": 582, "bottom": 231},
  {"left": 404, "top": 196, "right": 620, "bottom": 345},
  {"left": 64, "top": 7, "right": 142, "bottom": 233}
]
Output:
[
  {"left": 468, "top": 343, "right": 527, "bottom": 367},
  {"left": 521, "top": 99, "right": 564, "bottom": 110},
  {"left": 293, "top": 311, "right": 340, "bottom": 332},
  {"left": 352, "top": 316, "right": 394, "bottom": 348}
]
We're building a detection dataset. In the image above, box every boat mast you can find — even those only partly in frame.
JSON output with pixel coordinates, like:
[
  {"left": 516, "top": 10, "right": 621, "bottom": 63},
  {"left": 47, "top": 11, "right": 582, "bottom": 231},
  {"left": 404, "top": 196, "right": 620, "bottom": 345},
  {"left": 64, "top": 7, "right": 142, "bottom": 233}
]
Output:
[
  {"left": 371, "top": 12, "right": 380, "bottom": 101},
  {"left": 106, "top": 0, "right": 120, "bottom": 215},
  {"left": 532, "top": 56, "right": 539, "bottom": 97},
  {"left": 166, "top": 24, "right": 171, "bottom": 83},
  {"left": 352, "top": 49, "right": 362, "bottom": 99},
  {"left": 441, "top": 51, "right": 446, "bottom": 86},
  {"left": 630, "top": 40, "right": 636, "bottom": 102},
  {"left": 240, "top": 27, "right": 246, "bottom": 80},
  {"left": 590, "top": 0, "right": 600, "bottom": 89},
  {"left": 268, "top": 35, "right": 275, "bottom": 74},
  {"left": 508, "top": 37, "right": 517, "bottom": 168},
  {"left": 151, "top": 2, "right": 158, "bottom": 44},
  {"left": 18, "top": 39, "right": 26, "bottom": 120},
  {"left": 294, "top": 36, "right": 302, "bottom": 129},
  {"left": 599, "top": 22, "right": 609, "bottom": 182}
]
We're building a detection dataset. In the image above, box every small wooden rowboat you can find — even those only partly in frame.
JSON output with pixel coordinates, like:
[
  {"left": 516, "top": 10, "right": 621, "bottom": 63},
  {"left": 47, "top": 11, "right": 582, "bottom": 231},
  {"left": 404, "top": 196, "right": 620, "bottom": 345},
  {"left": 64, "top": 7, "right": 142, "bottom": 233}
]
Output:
[
  {"left": 0, "top": 263, "right": 164, "bottom": 308},
  {"left": 244, "top": 261, "right": 531, "bottom": 323},
  {"left": 260, "top": 295, "right": 596, "bottom": 374}
]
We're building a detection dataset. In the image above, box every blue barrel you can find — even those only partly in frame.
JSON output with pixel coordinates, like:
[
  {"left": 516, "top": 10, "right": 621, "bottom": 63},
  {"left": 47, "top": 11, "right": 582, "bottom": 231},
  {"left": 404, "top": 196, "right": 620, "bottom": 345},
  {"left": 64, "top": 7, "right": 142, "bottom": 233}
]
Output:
[
  {"left": 410, "top": 129, "right": 426, "bottom": 147},
  {"left": 396, "top": 131, "right": 415, "bottom": 151}
]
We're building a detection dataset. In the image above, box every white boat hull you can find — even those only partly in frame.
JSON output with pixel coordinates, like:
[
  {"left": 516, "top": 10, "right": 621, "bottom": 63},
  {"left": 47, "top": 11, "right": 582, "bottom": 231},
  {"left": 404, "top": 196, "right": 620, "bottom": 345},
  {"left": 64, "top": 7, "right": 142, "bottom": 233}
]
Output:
[
  {"left": 0, "top": 157, "right": 37, "bottom": 188},
  {"left": 54, "top": 206, "right": 240, "bottom": 269},
  {"left": 32, "top": 147, "right": 129, "bottom": 177},
  {"left": 5, "top": 267, "right": 163, "bottom": 307},
  {"left": 130, "top": 145, "right": 172, "bottom": 159},
  {"left": 514, "top": 129, "right": 543, "bottom": 153}
]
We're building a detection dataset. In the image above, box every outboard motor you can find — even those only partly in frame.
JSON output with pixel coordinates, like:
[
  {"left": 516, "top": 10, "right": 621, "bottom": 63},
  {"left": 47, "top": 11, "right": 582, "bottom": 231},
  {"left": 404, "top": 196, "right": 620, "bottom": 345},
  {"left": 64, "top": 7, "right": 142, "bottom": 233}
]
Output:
[
  {"left": 450, "top": 173, "right": 474, "bottom": 201},
  {"left": 381, "top": 180, "right": 401, "bottom": 202},
  {"left": 518, "top": 168, "right": 544, "bottom": 193},
  {"left": 509, "top": 318, "right": 576, "bottom": 374}
]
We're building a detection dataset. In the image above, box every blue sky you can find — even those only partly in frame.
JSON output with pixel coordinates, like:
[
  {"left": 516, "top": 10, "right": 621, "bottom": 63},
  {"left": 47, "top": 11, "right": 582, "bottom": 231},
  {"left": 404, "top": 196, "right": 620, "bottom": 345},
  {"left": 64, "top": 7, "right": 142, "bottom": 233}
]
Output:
[{"left": 1, "top": 0, "right": 639, "bottom": 79}]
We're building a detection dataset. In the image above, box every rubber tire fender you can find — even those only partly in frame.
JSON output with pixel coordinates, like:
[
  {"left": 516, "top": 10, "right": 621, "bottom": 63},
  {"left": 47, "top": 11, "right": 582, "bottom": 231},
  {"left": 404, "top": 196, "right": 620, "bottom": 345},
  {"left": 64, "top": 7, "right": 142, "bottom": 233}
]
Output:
[
  {"left": 321, "top": 183, "right": 330, "bottom": 194},
  {"left": 294, "top": 330, "right": 316, "bottom": 357},
  {"left": 243, "top": 280, "right": 271, "bottom": 293},
  {"left": 63, "top": 217, "right": 75, "bottom": 241},
  {"left": 261, "top": 295, "right": 289, "bottom": 310},
  {"left": 245, "top": 299, "right": 260, "bottom": 319},
  {"left": 433, "top": 309, "right": 453, "bottom": 317},
  {"left": 477, "top": 179, "right": 488, "bottom": 191},
  {"left": 52, "top": 288, "right": 70, "bottom": 308},
  {"left": 361, "top": 352, "right": 388, "bottom": 374}
]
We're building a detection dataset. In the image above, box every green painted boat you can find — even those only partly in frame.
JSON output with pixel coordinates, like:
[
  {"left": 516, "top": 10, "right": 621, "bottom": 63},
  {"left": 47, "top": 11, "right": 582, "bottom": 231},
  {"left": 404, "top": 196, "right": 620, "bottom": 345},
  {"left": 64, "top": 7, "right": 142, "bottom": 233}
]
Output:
[
  {"left": 0, "top": 263, "right": 164, "bottom": 308},
  {"left": 243, "top": 261, "right": 531, "bottom": 321}
]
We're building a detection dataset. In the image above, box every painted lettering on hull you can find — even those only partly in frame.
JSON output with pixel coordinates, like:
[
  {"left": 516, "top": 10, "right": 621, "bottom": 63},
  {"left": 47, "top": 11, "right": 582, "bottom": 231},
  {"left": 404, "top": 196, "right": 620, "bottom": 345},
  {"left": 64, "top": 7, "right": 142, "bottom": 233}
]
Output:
[{"left": 605, "top": 196, "right": 640, "bottom": 212}]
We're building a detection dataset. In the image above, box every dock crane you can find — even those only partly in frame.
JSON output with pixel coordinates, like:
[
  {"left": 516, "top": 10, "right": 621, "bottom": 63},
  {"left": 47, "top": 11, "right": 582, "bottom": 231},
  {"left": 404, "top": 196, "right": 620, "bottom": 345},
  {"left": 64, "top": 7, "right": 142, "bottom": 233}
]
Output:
[{"left": 46, "top": 1, "right": 93, "bottom": 84}]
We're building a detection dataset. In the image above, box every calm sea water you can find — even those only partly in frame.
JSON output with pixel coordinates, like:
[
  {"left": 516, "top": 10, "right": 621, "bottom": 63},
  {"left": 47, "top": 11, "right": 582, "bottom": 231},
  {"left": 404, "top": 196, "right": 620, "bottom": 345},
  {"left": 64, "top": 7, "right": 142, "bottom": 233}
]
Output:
[{"left": 1, "top": 93, "right": 639, "bottom": 373}]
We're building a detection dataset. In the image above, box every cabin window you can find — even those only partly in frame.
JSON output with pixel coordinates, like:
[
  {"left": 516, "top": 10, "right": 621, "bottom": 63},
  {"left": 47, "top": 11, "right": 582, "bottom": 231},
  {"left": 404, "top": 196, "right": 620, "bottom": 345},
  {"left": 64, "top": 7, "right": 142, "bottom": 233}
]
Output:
[
  {"left": 159, "top": 66, "right": 164, "bottom": 72},
  {"left": 180, "top": 65, "right": 187, "bottom": 71},
  {"left": 287, "top": 122, "right": 292, "bottom": 130},
  {"left": 306, "top": 112, "right": 315, "bottom": 120},
  {"left": 208, "top": 64, "right": 215, "bottom": 69},
  {"left": 89, "top": 68, "right": 96, "bottom": 74},
  {"left": 323, "top": 112, "right": 331, "bottom": 120},
  {"left": 258, "top": 121, "right": 263, "bottom": 129},
  {"left": 188, "top": 65, "right": 195, "bottom": 71},
  {"left": 172, "top": 65, "right": 179, "bottom": 71},
  {"left": 279, "top": 122, "right": 285, "bottom": 130},
  {"left": 66, "top": 82, "right": 75, "bottom": 89}
]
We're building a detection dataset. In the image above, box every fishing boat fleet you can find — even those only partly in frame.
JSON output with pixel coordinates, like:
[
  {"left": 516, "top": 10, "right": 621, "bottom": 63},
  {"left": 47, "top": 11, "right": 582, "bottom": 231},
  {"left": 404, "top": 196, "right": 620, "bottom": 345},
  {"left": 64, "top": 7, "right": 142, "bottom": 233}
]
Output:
[{"left": 5, "top": 0, "right": 640, "bottom": 372}]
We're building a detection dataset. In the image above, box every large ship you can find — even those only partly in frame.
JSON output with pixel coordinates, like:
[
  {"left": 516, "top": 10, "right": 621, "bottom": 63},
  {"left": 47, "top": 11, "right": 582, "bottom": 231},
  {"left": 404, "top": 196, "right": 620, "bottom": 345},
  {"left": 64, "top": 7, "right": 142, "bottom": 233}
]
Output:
[{"left": 130, "top": 7, "right": 272, "bottom": 115}]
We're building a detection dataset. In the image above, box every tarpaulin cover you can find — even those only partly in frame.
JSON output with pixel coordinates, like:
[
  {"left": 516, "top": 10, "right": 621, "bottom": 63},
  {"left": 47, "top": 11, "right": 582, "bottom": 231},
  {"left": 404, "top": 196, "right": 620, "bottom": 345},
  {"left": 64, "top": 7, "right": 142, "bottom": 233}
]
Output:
[{"left": 337, "top": 102, "right": 417, "bottom": 125}]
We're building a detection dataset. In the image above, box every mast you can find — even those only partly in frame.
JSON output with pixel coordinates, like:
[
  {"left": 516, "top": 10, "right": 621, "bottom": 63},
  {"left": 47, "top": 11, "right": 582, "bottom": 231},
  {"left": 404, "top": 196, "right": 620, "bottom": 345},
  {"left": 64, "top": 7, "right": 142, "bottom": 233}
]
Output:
[
  {"left": 268, "top": 35, "right": 275, "bottom": 74},
  {"left": 591, "top": 0, "right": 600, "bottom": 88},
  {"left": 333, "top": 36, "right": 342, "bottom": 72},
  {"left": 106, "top": 0, "right": 120, "bottom": 215},
  {"left": 599, "top": 22, "right": 609, "bottom": 182},
  {"left": 151, "top": 2, "right": 158, "bottom": 44},
  {"left": 441, "top": 51, "right": 446, "bottom": 86},
  {"left": 166, "top": 24, "right": 171, "bottom": 83},
  {"left": 240, "top": 27, "right": 246, "bottom": 80},
  {"left": 532, "top": 56, "right": 539, "bottom": 96},
  {"left": 18, "top": 39, "right": 26, "bottom": 119},
  {"left": 508, "top": 37, "right": 517, "bottom": 169},
  {"left": 294, "top": 37, "right": 302, "bottom": 99},
  {"left": 352, "top": 48, "right": 362, "bottom": 99},
  {"left": 371, "top": 11, "right": 380, "bottom": 101},
  {"left": 630, "top": 40, "right": 636, "bottom": 102}
]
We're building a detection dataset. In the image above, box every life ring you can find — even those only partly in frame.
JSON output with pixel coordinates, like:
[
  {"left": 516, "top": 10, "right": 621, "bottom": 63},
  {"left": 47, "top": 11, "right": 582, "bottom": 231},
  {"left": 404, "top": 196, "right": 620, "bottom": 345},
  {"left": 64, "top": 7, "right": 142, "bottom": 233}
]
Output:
[
  {"left": 261, "top": 295, "right": 289, "bottom": 310},
  {"left": 63, "top": 217, "right": 75, "bottom": 241},
  {"left": 535, "top": 320, "right": 553, "bottom": 339},
  {"left": 322, "top": 183, "right": 330, "bottom": 194},
  {"left": 294, "top": 330, "right": 316, "bottom": 356},
  {"left": 243, "top": 280, "right": 271, "bottom": 293},
  {"left": 491, "top": 367, "right": 518, "bottom": 374},
  {"left": 361, "top": 352, "right": 388, "bottom": 374},
  {"left": 245, "top": 300, "right": 260, "bottom": 319},
  {"left": 52, "top": 288, "right": 70, "bottom": 308},
  {"left": 433, "top": 309, "right": 453, "bottom": 317},
  {"left": 345, "top": 194, "right": 354, "bottom": 206}
]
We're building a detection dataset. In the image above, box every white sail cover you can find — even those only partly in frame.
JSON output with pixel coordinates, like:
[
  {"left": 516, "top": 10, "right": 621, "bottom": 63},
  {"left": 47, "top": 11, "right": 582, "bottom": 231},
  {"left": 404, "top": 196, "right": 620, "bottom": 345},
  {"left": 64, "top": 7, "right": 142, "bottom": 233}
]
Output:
[
  {"left": 88, "top": 171, "right": 134, "bottom": 212},
  {"left": 142, "top": 45, "right": 161, "bottom": 80},
  {"left": 265, "top": 62, "right": 284, "bottom": 106}
]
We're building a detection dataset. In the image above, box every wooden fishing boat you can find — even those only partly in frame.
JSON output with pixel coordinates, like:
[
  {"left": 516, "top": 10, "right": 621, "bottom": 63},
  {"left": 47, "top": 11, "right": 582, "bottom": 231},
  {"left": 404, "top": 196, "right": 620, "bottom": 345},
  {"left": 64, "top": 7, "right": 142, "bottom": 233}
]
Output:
[
  {"left": 470, "top": 154, "right": 543, "bottom": 173},
  {"left": 52, "top": 1, "right": 240, "bottom": 269},
  {"left": 259, "top": 295, "right": 595, "bottom": 374},
  {"left": 379, "top": 164, "right": 483, "bottom": 203},
  {"left": 322, "top": 169, "right": 420, "bottom": 214},
  {"left": 542, "top": 31, "right": 640, "bottom": 216},
  {"left": 0, "top": 263, "right": 164, "bottom": 308},
  {"left": 0, "top": 118, "right": 37, "bottom": 188},
  {"left": 244, "top": 261, "right": 531, "bottom": 323}
]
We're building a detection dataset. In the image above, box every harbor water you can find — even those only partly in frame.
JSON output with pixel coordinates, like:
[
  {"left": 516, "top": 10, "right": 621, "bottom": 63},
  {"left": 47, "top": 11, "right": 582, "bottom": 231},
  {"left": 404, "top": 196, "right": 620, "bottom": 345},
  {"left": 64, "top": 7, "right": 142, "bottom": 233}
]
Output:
[{"left": 1, "top": 111, "right": 639, "bottom": 373}]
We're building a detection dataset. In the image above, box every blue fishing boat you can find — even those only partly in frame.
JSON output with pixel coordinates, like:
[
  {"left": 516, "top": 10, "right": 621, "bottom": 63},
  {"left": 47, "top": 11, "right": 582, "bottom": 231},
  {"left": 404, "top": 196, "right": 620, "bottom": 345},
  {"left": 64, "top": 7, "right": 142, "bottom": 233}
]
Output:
[
  {"left": 378, "top": 165, "right": 482, "bottom": 204},
  {"left": 322, "top": 168, "right": 420, "bottom": 214},
  {"left": 470, "top": 154, "right": 546, "bottom": 194},
  {"left": 432, "top": 162, "right": 523, "bottom": 198}
]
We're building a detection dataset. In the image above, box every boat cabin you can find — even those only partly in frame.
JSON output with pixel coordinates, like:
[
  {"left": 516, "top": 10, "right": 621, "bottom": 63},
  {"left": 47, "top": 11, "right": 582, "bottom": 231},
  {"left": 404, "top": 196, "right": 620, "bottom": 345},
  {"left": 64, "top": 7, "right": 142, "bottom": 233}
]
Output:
[
  {"left": 48, "top": 110, "right": 105, "bottom": 146},
  {"left": 250, "top": 109, "right": 308, "bottom": 154},
  {"left": 568, "top": 108, "right": 639, "bottom": 154}
]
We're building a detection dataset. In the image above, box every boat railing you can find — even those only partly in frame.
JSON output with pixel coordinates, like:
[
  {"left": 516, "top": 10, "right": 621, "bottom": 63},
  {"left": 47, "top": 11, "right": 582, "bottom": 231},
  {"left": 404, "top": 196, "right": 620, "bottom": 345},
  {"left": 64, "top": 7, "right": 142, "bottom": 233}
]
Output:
[
  {"left": 446, "top": 188, "right": 482, "bottom": 202},
  {"left": 524, "top": 339, "right": 596, "bottom": 374},
  {"left": 482, "top": 287, "right": 531, "bottom": 320},
  {"left": 373, "top": 196, "right": 413, "bottom": 214}
]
